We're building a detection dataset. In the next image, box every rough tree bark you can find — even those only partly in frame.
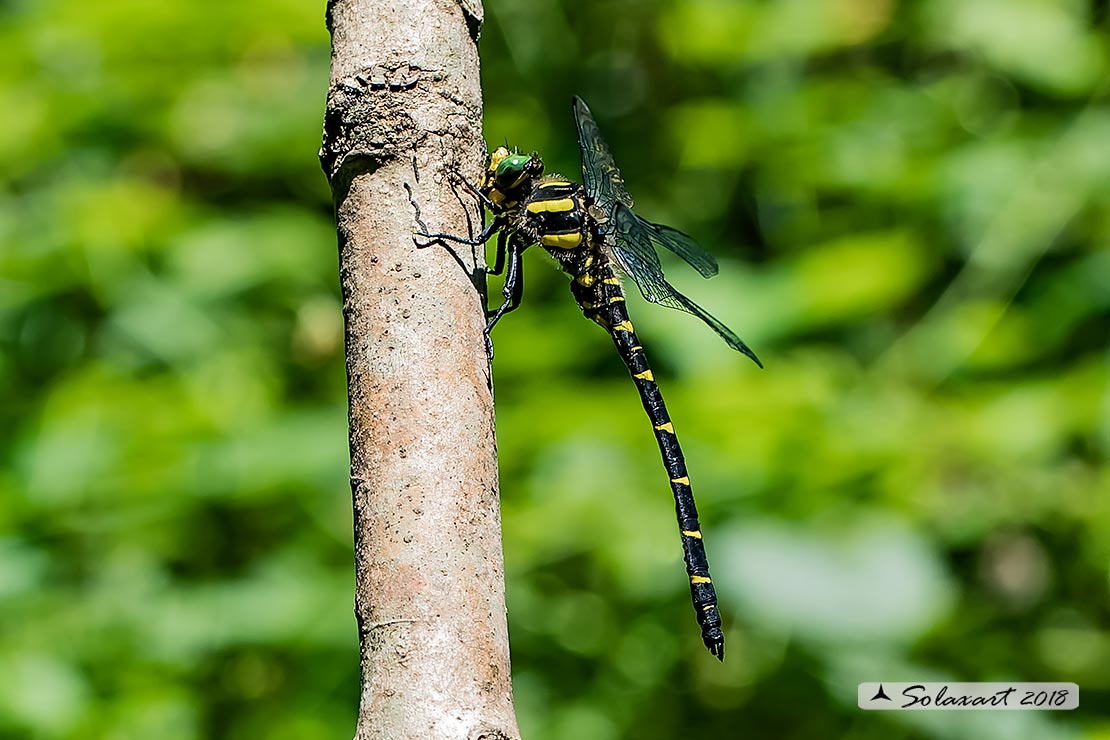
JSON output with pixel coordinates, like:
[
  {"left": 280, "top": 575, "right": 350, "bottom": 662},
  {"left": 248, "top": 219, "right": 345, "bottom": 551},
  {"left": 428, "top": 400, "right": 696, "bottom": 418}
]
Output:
[{"left": 319, "top": 1, "right": 520, "bottom": 739}]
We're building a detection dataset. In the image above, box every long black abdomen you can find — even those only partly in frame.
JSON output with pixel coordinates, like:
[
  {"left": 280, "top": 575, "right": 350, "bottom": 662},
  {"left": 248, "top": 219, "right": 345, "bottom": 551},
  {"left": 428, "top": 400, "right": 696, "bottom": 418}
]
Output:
[{"left": 568, "top": 259, "right": 725, "bottom": 660}]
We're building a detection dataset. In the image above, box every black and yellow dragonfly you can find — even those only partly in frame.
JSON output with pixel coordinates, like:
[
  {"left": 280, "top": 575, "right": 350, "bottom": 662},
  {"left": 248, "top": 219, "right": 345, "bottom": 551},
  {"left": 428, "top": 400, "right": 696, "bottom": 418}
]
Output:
[{"left": 418, "top": 97, "right": 761, "bottom": 660}]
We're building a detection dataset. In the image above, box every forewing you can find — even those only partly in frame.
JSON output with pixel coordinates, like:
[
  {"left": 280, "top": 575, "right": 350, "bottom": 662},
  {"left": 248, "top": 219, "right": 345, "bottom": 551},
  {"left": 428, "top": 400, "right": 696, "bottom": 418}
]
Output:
[
  {"left": 573, "top": 98, "right": 718, "bottom": 278},
  {"left": 606, "top": 203, "right": 719, "bottom": 279},
  {"left": 642, "top": 220, "right": 719, "bottom": 278},
  {"left": 607, "top": 206, "right": 762, "bottom": 367},
  {"left": 574, "top": 96, "right": 635, "bottom": 210}
]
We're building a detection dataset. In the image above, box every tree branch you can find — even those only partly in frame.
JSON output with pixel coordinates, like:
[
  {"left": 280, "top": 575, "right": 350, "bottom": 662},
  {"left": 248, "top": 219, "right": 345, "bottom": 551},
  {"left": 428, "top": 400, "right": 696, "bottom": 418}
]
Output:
[{"left": 320, "top": 1, "right": 520, "bottom": 738}]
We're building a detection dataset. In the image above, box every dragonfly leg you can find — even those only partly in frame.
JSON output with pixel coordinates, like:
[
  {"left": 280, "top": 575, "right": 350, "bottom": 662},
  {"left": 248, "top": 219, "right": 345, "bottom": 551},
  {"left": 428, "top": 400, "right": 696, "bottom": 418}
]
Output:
[
  {"left": 485, "top": 243, "right": 524, "bottom": 329},
  {"left": 483, "top": 244, "right": 524, "bottom": 361},
  {"left": 414, "top": 219, "right": 498, "bottom": 249},
  {"left": 413, "top": 166, "right": 499, "bottom": 248},
  {"left": 446, "top": 169, "right": 498, "bottom": 213},
  {"left": 486, "top": 229, "right": 508, "bottom": 276}
]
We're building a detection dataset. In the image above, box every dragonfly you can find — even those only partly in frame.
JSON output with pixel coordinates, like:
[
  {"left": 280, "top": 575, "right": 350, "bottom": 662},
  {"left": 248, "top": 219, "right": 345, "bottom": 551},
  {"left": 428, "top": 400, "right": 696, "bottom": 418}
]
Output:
[{"left": 417, "top": 97, "right": 761, "bottom": 660}]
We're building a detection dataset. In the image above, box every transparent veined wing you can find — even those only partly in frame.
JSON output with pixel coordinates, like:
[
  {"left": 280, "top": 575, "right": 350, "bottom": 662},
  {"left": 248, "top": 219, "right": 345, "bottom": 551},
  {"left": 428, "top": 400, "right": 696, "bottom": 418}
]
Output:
[
  {"left": 574, "top": 96, "right": 635, "bottom": 211},
  {"left": 606, "top": 203, "right": 762, "bottom": 368},
  {"left": 639, "top": 219, "right": 719, "bottom": 278},
  {"left": 574, "top": 97, "right": 719, "bottom": 279}
]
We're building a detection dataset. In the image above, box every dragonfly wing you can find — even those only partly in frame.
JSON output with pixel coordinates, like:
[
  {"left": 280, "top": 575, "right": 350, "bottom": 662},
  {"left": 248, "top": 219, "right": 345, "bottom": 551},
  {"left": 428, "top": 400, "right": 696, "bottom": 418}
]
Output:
[
  {"left": 602, "top": 201, "right": 720, "bottom": 278},
  {"left": 641, "top": 219, "right": 718, "bottom": 278},
  {"left": 574, "top": 96, "right": 635, "bottom": 211},
  {"left": 607, "top": 205, "right": 762, "bottom": 367},
  {"left": 574, "top": 99, "right": 718, "bottom": 279}
]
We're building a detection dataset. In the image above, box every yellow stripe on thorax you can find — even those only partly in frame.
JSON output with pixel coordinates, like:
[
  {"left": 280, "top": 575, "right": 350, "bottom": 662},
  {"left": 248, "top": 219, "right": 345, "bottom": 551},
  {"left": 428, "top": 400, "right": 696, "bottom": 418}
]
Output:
[
  {"left": 541, "top": 231, "right": 582, "bottom": 249},
  {"left": 612, "top": 320, "right": 634, "bottom": 333},
  {"left": 526, "top": 197, "right": 575, "bottom": 214}
]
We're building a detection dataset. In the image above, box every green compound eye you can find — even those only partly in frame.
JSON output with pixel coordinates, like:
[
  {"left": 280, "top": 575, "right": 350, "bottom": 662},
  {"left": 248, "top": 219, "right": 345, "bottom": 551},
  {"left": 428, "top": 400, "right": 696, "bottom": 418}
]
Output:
[{"left": 494, "top": 154, "right": 532, "bottom": 189}]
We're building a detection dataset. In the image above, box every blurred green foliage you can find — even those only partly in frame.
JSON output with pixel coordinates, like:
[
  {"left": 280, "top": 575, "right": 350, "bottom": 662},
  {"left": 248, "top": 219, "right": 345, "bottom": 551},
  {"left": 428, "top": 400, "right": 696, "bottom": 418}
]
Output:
[{"left": 1, "top": 0, "right": 1108, "bottom": 739}]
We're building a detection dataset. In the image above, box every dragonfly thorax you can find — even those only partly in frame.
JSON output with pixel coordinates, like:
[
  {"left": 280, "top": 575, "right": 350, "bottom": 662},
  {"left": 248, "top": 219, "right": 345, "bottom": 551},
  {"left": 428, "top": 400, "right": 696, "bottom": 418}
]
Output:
[{"left": 517, "top": 176, "right": 591, "bottom": 256}]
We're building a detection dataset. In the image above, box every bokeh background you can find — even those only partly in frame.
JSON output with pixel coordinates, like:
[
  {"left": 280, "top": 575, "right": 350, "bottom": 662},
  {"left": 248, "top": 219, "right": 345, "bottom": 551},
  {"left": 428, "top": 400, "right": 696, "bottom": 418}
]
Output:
[{"left": 2, "top": 0, "right": 1108, "bottom": 738}]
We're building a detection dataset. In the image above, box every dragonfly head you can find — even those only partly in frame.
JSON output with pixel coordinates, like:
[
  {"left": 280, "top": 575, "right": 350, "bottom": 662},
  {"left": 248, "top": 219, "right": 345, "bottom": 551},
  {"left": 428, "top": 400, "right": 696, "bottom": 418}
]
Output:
[{"left": 485, "top": 146, "right": 543, "bottom": 205}]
